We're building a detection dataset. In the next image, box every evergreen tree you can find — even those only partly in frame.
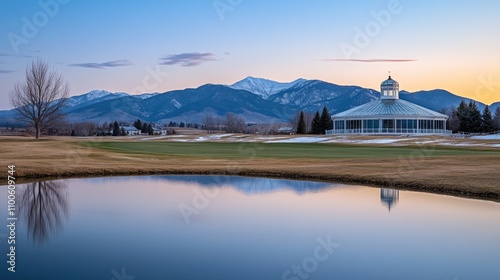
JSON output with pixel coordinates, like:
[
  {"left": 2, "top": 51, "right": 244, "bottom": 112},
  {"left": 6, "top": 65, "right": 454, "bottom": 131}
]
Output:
[
  {"left": 456, "top": 100, "right": 470, "bottom": 132},
  {"left": 494, "top": 107, "right": 500, "bottom": 131},
  {"left": 146, "top": 123, "right": 154, "bottom": 135},
  {"left": 141, "top": 123, "right": 148, "bottom": 133},
  {"left": 468, "top": 101, "right": 482, "bottom": 133},
  {"left": 296, "top": 111, "right": 307, "bottom": 134},
  {"left": 112, "top": 121, "right": 120, "bottom": 136},
  {"left": 120, "top": 127, "right": 126, "bottom": 136},
  {"left": 481, "top": 105, "right": 495, "bottom": 133},
  {"left": 319, "top": 106, "right": 333, "bottom": 134},
  {"left": 133, "top": 119, "right": 143, "bottom": 130},
  {"left": 310, "top": 111, "right": 321, "bottom": 134},
  {"left": 71, "top": 129, "right": 76, "bottom": 136}
]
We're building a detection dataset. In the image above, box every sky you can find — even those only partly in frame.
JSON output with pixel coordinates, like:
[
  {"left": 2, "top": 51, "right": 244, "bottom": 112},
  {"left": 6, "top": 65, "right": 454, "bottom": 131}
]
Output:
[{"left": 0, "top": 0, "right": 499, "bottom": 110}]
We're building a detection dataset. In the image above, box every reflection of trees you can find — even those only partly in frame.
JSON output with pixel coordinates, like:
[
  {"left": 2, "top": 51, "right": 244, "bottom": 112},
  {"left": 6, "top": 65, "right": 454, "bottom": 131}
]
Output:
[{"left": 18, "top": 181, "right": 69, "bottom": 245}]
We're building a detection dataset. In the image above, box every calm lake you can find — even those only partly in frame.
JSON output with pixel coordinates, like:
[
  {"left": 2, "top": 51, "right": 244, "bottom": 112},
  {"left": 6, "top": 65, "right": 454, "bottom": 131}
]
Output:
[{"left": 1, "top": 175, "right": 499, "bottom": 280}]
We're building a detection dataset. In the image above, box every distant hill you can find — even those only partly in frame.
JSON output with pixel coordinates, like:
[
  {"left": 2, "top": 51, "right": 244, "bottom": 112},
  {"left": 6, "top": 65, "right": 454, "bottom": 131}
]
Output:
[
  {"left": 63, "top": 84, "right": 297, "bottom": 124},
  {"left": 0, "top": 77, "right": 496, "bottom": 125},
  {"left": 268, "top": 80, "right": 380, "bottom": 114},
  {"left": 399, "top": 90, "right": 486, "bottom": 112},
  {"left": 489, "top": 102, "right": 500, "bottom": 112}
]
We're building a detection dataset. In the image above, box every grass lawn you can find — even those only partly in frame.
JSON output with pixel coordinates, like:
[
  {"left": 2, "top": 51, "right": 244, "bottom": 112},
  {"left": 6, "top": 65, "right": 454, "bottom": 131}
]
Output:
[{"left": 80, "top": 141, "right": 500, "bottom": 159}]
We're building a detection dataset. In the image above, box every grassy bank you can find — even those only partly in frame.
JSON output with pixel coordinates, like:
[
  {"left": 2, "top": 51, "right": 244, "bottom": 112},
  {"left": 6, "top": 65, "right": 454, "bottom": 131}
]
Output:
[
  {"left": 83, "top": 141, "right": 499, "bottom": 158},
  {"left": 2, "top": 136, "right": 500, "bottom": 202}
]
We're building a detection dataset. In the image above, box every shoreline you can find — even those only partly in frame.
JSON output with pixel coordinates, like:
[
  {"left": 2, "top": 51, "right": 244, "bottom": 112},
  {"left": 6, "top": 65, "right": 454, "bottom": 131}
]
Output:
[{"left": 11, "top": 168, "right": 500, "bottom": 204}]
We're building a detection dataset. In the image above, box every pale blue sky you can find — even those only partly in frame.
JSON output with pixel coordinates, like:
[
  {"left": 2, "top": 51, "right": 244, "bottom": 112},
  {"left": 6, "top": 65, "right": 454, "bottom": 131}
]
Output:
[{"left": 1, "top": 0, "right": 499, "bottom": 110}]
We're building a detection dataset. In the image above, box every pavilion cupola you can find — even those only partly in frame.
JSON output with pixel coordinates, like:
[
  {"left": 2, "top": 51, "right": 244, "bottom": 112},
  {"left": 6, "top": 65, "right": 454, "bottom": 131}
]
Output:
[{"left": 380, "top": 75, "right": 399, "bottom": 100}]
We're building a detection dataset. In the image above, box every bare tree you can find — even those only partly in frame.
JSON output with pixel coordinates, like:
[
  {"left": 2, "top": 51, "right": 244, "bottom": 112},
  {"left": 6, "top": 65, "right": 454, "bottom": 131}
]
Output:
[
  {"left": 10, "top": 59, "right": 70, "bottom": 138},
  {"left": 73, "top": 122, "right": 98, "bottom": 136},
  {"left": 440, "top": 106, "right": 460, "bottom": 132},
  {"left": 203, "top": 114, "right": 217, "bottom": 133},
  {"left": 225, "top": 113, "right": 246, "bottom": 133}
]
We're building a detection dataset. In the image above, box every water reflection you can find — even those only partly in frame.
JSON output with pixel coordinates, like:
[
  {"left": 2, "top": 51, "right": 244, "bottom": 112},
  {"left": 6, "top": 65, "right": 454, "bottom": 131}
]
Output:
[
  {"left": 2, "top": 176, "right": 499, "bottom": 280},
  {"left": 166, "top": 176, "right": 401, "bottom": 213},
  {"left": 158, "top": 175, "right": 334, "bottom": 194},
  {"left": 18, "top": 181, "right": 69, "bottom": 245},
  {"left": 380, "top": 188, "right": 399, "bottom": 211}
]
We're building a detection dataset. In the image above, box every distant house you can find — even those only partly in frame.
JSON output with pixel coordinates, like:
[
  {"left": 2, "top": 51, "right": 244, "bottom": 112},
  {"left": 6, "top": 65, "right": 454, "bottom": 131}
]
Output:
[
  {"left": 122, "top": 126, "right": 141, "bottom": 136},
  {"left": 152, "top": 128, "right": 167, "bottom": 135},
  {"left": 277, "top": 126, "right": 294, "bottom": 134}
]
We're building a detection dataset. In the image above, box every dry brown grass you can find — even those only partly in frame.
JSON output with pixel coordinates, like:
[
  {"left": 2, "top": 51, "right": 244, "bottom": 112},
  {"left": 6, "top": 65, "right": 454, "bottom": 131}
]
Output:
[{"left": 2, "top": 136, "right": 499, "bottom": 202}]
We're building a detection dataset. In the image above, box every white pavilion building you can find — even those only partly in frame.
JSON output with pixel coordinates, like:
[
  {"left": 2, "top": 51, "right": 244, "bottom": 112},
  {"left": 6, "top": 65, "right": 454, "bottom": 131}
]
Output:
[{"left": 328, "top": 76, "right": 450, "bottom": 135}]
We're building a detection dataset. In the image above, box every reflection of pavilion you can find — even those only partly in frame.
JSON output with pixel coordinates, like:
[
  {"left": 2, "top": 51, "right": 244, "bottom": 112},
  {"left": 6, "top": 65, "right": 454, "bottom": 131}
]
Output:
[{"left": 380, "top": 188, "right": 399, "bottom": 212}]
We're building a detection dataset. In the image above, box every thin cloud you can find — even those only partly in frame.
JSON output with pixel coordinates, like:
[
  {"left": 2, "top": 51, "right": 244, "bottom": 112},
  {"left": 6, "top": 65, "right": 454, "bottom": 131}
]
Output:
[
  {"left": 69, "top": 59, "right": 133, "bottom": 69},
  {"left": 0, "top": 53, "right": 31, "bottom": 58},
  {"left": 160, "top": 52, "right": 216, "bottom": 67},
  {"left": 0, "top": 70, "right": 14, "bottom": 74},
  {"left": 322, "top": 58, "right": 417, "bottom": 63}
]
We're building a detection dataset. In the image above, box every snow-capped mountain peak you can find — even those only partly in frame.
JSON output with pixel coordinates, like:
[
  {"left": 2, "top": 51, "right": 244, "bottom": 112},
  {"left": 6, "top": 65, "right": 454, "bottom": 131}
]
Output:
[
  {"left": 133, "top": 93, "right": 159, "bottom": 99},
  {"left": 65, "top": 90, "right": 129, "bottom": 108},
  {"left": 76, "top": 90, "right": 115, "bottom": 100},
  {"left": 79, "top": 90, "right": 129, "bottom": 100},
  {"left": 229, "top": 76, "right": 308, "bottom": 99}
]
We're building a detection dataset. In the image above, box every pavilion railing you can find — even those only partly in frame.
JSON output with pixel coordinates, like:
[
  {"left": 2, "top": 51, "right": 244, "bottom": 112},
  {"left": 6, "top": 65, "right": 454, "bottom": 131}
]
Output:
[{"left": 326, "top": 129, "right": 452, "bottom": 135}]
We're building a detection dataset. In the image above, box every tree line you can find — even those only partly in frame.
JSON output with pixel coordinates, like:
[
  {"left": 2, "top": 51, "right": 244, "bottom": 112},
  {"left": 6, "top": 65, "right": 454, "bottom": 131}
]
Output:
[
  {"left": 203, "top": 113, "right": 246, "bottom": 133},
  {"left": 295, "top": 106, "right": 333, "bottom": 134},
  {"left": 443, "top": 100, "right": 500, "bottom": 133},
  {"left": 70, "top": 119, "right": 178, "bottom": 137}
]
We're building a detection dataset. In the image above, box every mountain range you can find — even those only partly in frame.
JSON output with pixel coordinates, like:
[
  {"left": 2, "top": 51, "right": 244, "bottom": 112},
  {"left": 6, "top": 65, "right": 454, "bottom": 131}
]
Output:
[{"left": 1, "top": 76, "right": 498, "bottom": 125}]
